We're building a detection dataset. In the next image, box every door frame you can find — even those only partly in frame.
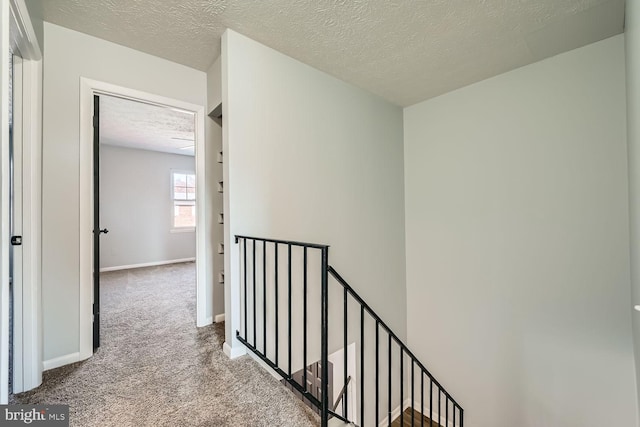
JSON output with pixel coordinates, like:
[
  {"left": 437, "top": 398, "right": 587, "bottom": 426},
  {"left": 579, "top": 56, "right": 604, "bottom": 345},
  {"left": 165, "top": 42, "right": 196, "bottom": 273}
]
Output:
[
  {"left": 1, "top": 0, "right": 43, "bottom": 401},
  {"left": 11, "top": 54, "right": 25, "bottom": 393},
  {"left": 78, "top": 78, "right": 209, "bottom": 360}
]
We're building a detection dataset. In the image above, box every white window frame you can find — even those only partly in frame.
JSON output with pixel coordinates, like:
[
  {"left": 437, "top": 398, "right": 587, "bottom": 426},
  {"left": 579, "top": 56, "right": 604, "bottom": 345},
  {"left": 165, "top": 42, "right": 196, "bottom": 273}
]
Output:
[{"left": 170, "top": 169, "right": 196, "bottom": 232}]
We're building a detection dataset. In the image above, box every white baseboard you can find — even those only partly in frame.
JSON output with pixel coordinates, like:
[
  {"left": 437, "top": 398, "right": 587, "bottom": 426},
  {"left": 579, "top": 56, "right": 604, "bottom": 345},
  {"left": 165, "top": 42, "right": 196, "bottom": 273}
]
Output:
[
  {"left": 214, "top": 313, "right": 225, "bottom": 323},
  {"left": 223, "top": 342, "right": 246, "bottom": 359},
  {"left": 43, "top": 352, "right": 81, "bottom": 371},
  {"left": 100, "top": 257, "right": 195, "bottom": 272},
  {"left": 378, "top": 399, "right": 407, "bottom": 427}
]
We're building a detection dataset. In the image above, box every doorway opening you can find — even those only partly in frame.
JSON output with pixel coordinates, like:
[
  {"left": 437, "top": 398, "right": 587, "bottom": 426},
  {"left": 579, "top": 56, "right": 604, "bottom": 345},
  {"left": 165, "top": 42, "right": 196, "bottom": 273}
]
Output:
[
  {"left": 93, "top": 94, "right": 198, "bottom": 350},
  {"left": 79, "top": 79, "right": 209, "bottom": 361}
]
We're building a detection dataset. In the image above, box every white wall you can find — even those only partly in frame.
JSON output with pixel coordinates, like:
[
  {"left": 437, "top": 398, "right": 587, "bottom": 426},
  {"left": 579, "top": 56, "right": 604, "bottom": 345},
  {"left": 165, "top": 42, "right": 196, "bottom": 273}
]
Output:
[
  {"left": 222, "top": 29, "right": 406, "bottom": 355},
  {"left": 404, "top": 35, "right": 637, "bottom": 427},
  {"left": 41, "top": 22, "right": 207, "bottom": 364},
  {"left": 625, "top": 0, "right": 640, "bottom": 418},
  {"left": 207, "top": 57, "right": 221, "bottom": 113},
  {"left": 99, "top": 145, "right": 195, "bottom": 269}
]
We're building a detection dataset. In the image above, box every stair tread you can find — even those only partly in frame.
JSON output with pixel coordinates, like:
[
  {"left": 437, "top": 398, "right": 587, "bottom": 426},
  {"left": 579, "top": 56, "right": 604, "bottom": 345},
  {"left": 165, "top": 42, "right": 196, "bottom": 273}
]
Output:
[{"left": 391, "top": 407, "right": 443, "bottom": 427}]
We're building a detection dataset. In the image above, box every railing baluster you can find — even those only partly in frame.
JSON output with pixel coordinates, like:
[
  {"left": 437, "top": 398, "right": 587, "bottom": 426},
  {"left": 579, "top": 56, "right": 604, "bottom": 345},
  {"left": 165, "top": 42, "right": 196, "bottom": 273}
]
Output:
[
  {"left": 320, "top": 246, "right": 329, "bottom": 427},
  {"left": 411, "top": 360, "right": 415, "bottom": 427},
  {"left": 243, "top": 238, "right": 247, "bottom": 340},
  {"left": 453, "top": 403, "right": 456, "bottom": 427},
  {"left": 460, "top": 407, "right": 464, "bottom": 427},
  {"left": 376, "top": 321, "right": 379, "bottom": 426},
  {"left": 303, "top": 246, "right": 308, "bottom": 392},
  {"left": 287, "top": 243, "right": 292, "bottom": 377},
  {"left": 360, "top": 305, "right": 364, "bottom": 427},
  {"left": 253, "top": 239, "right": 257, "bottom": 347},
  {"left": 446, "top": 396, "right": 449, "bottom": 427},
  {"left": 263, "top": 240, "right": 267, "bottom": 355},
  {"left": 421, "top": 372, "right": 424, "bottom": 427},
  {"left": 388, "top": 334, "right": 392, "bottom": 427},
  {"left": 429, "top": 379, "right": 433, "bottom": 427},
  {"left": 400, "top": 348, "right": 404, "bottom": 426},
  {"left": 274, "top": 243, "right": 279, "bottom": 366},
  {"left": 343, "top": 286, "right": 348, "bottom": 418},
  {"left": 438, "top": 387, "right": 441, "bottom": 427}
]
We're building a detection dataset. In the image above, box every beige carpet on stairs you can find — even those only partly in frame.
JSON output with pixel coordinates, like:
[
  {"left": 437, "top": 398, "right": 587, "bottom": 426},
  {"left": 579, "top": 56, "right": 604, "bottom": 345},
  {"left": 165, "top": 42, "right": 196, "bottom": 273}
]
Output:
[{"left": 11, "top": 262, "right": 319, "bottom": 427}]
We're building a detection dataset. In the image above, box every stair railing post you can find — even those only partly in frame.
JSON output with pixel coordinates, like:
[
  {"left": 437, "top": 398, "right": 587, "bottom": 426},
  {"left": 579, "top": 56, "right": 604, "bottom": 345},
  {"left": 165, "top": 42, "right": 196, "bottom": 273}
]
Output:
[{"left": 321, "top": 246, "right": 329, "bottom": 427}]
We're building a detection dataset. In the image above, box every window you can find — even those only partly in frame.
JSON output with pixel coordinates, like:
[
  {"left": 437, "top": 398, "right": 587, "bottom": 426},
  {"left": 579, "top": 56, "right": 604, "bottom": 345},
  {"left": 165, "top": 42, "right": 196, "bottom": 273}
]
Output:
[{"left": 172, "top": 171, "right": 196, "bottom": 229}]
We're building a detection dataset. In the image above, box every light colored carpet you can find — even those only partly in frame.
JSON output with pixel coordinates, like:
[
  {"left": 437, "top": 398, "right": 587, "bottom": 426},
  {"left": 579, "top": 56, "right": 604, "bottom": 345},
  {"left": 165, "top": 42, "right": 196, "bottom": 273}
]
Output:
[{"left": 12, "top": 262, "right": 319, "bottom": 427}]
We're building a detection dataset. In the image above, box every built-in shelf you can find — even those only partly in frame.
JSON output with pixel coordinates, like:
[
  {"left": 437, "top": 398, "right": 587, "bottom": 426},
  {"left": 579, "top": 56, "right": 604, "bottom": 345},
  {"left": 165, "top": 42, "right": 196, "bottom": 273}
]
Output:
[{"left": 214, "top": 114, "right": 224, "bottom": 292}]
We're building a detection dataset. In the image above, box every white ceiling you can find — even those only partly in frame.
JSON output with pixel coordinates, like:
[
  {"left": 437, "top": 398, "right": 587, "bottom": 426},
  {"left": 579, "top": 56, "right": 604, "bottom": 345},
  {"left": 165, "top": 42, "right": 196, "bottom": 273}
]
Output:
[
  {"left": 26, "top": 0, "right": 625, "bottom": 107},
  {"left": 99, "top": 95, "right": 195, "bottom": 156}
]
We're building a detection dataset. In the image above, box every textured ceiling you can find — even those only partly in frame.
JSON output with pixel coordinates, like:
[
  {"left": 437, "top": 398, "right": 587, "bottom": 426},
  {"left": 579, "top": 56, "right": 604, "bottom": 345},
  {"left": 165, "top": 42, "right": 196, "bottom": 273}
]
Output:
[
  {"left": 26, "top": 0, "right": 625, "bottom": 106},
  {"left": 100, "top": 95, "right": 195, "bottom": 156}
]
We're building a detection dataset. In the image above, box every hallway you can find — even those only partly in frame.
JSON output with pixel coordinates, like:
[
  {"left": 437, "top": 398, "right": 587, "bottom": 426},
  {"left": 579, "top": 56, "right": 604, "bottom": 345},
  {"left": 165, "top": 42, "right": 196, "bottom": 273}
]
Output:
[{"left": 11, "top": 263, "right": 318, "bottom": 426}]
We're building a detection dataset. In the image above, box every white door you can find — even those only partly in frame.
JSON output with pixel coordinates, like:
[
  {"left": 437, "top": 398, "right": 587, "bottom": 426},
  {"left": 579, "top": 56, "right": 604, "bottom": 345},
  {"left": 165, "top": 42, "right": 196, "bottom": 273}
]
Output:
[
  {"left": 9, "top": 53, "right": 24, "bottom": 394},
  {"left": 1, "top": 0, "right": 43, "bottom": 401},
  {"left": 1, "top": 0, "right": 11, "bottom": 403}
]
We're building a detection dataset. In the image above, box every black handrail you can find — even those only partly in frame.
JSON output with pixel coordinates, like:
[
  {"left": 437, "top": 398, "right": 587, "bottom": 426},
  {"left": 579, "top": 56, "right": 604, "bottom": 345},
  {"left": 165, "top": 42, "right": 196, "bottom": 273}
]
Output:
[
  {"left": 235, "top": 234, "right": 329, "bottom": 249},
  {"left": 234, "top": 235, "right": 464, "bottom": 427}
]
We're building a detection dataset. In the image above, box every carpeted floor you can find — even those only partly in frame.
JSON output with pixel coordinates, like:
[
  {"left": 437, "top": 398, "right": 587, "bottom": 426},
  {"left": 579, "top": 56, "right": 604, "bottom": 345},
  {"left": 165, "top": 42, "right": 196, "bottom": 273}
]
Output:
[{"left": 11, "top": 262, "right": 319, "bottom": 427}]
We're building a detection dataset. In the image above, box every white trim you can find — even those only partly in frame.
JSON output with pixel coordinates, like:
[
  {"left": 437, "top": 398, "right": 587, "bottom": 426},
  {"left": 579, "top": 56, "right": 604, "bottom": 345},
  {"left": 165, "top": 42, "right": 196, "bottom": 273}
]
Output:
[
  {"left": 377, "top": 399, "right": 412, "bottom": 427},
  {"left": 0, "top": 0, "right": 10, "bottom": 405},
  {"left": 170, "top": 228, "right": 195, "bottom": 234},
  {"left": 1, "top": 0, "right": 43, "bottom": 400},
  {"left": 42, "top": 352, "right": 81, "bottom": 372},
  {"left": 223, "top": 342, "right": 246, "bottom": 359},
  {"left": 11, "top": 55, "right": 24, "bottom": 394},
  {"left": 80, "top": 78, "right": 210, "bottom": 360},
  {"left": 214, "top": 313, "right": 225, "bottom": 323},
  {"left": 17, "top": 53, "right": 43, "bottom": 394},
  {"left": 8, "top": 0, "right": 40, "bottom": 61},
  {"left": 99, "top": 258, "right": 195, "bottom": 272},
  {"left": 377, "top": 404, "right": 403, "bottom": 427}
]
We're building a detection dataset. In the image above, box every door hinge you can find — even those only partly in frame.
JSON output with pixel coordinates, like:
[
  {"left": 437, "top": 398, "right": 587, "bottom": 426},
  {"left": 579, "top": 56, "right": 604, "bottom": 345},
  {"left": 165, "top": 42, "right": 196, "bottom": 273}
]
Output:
[
  {"left": 93, "top": 115, "right": 98, "bottom": 128},
  {"left": 10, "top": 235, "right": 22, "bottom": 246}
]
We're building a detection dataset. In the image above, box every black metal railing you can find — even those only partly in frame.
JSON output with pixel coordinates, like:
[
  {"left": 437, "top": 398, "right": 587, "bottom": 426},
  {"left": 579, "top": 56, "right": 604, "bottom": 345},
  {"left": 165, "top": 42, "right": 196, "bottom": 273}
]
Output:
[
  {"left": 235, "top": 235, "right": 463, "bottom": 427},
  {"left": 328, "top": 267, "right": 464, "bottom": 427}
]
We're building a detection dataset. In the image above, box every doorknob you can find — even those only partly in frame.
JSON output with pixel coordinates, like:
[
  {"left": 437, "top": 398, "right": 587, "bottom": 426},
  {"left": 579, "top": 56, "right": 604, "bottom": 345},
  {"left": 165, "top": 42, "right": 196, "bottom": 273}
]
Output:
[{"left": 98, "top": 228, "right": 109, "bottom": 234}]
